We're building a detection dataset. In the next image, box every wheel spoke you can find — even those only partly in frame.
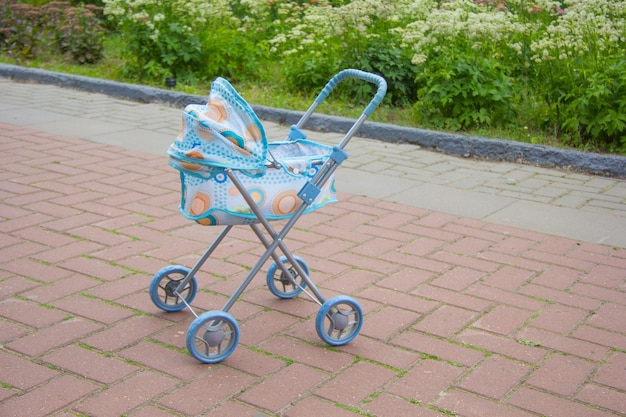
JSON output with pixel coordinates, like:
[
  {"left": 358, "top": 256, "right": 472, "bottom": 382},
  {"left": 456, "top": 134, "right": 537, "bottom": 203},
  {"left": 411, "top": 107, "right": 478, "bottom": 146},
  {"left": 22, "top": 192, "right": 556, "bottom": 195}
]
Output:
[{"left": 316, "top": 296, "right": 363, "bottom": 346}]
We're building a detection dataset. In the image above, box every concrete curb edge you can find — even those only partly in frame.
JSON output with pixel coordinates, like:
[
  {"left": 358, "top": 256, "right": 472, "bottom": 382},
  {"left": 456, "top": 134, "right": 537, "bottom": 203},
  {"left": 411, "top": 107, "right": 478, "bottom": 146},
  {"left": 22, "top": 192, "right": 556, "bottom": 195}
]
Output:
[{"left": 2, "top": 63, "right": 624, "bottom": 178}]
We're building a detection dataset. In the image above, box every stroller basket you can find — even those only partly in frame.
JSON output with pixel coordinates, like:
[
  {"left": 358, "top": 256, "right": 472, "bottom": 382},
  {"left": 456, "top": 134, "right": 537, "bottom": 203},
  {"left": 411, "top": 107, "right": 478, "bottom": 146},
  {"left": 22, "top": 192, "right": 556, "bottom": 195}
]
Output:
[
  {"left": 151, "top": 69, "right": 387, "bottom": 363},
  {"left": 169, "top": 77, "right": 337, "bottom": 225}
]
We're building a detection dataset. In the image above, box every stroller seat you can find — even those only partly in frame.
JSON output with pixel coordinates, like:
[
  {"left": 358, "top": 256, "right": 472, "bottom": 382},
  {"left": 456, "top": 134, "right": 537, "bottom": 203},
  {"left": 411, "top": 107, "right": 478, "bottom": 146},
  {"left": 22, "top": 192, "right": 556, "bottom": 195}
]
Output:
[{"left": 168, "top": 77, "right": 337, "bottom": 225}]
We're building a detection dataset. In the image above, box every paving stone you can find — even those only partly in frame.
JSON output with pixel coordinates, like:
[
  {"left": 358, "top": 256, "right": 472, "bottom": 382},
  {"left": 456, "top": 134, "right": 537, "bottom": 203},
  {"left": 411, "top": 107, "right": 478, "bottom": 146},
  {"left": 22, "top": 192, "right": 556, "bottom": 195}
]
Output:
[
  {"left": 593, "top": 351, "right": 626, "bottom": 392},
  {"left": 0, "top": 319, "right": 30, "bottom": 344},
  {"left": 532, "top": 265, "right": 584, "bottom": 290},
  {"left": 472, "top": 305, "right": 531, "bottom": 336},
  {"left": 0, "top": 350, "right": 58, "bottom": 390},
  {"left": 576, "top": 384, "right": 626, "bottom": 415},
  {"left": 334, "top": 336, "right": 419, "bottom": 369},
  {"left": 386, "top": 358, "right": 465, "bottom": 403},
  {"left": 586, "top": 303, "right": 626, "bottom": 332},
  {"left": 52, "top": 295, "right": 135, "bottom": 324},
  {"left": 392, "top": 331, "right": 484, "bottom": 368},
  {"left": 413, "top": 284, "right": 492, "bottom": 312},
  {"left": 322, "top": 268, "right": 383, "bottom": 295},
  {"left": 260, "top": 335, "right": 353, "bottom": 373},
  {"left": 572, "top": 325, "right": 626, "bottom": 350},
  {"left": 74, "top": 371, "right": 178, "bottom": 417},
  {"left": 527, "top": 353, "right": 596, "bottom": 396},
  {"left": 0, "top": 276, "right": 40, "bottom": 299},
  {"left": 238, "top": 310, "right": 301, "bottom": 347},
  {"left": 158, "top": 367, "right": 256, "bottom": 415},
  {"left": 508, "top": 387, "right": 614, "bottom": 417},
  {"left": 467, "top": 284, "right": 546, "bottom": 311},
  {"left": 414, "top": 305, "right": 478, "bottom": 338},
  {"left": 0, "top": 375, "right": 97, "bottom": 417},
  {"left": 285, "top": 395, "right": 363, "bottom": 417},
  {"left": 515, "top": 327, "right": 609, "bottom": 361},
  {"left": 85, "top": 273, "right": 150, "bottom": 301},
  {"left": 58, "top": 256, "right": 130, "bottom": 281},
  {"left": 34, "top": 240, "right": 104, "bottom": 265},
  {"left": 81, "top": 315, "right": 171, "bottom": 352},
  {"left": 120, "top": 340, "right": 208, "bottom": 381},
  {"left": 431, "top": 267, "right": 486, "bottom": 292},
  {"left": 19, "top": 274, "right": 100, "bottom": 304},
  {"left": 6, "top": 317, "right": 101, "bottom": 357},
  {"left": 42, "top": 344, "right": 139, "bottom": 384},
  {"left": 436, "top": 389, "right": 536, "bottom": 417},
  {"left": 374, "top": 267, "right": 436, "bottom": 292},
  {"left": 0, "top": 298, "right": 68, "bottom": 328},
  {"left": 529, "top": 303, "right": 589, "bottom": 333},
  {"left": 456, "top": 328, "right": 548, "bottom": 364},
  {"left": 360, "top": 305, "right": 421, "bottom": 340},
  {"left": 239, "top": 364, "right": 328, "bottom": 413},
  {"left": 127, "top": 405, "right": 180, "bottom": 417},
  {"left": 223, "top": 345, "right": 287, "bottom": 377},
  {"left": 457, "top": 355, "right": 531, "bottom": 400},
  {"left": 315, "top": 361, "right": 396, "bottom": 408},
  {"left": 365, "top": 392, "right": 450, "bottom": 417}
]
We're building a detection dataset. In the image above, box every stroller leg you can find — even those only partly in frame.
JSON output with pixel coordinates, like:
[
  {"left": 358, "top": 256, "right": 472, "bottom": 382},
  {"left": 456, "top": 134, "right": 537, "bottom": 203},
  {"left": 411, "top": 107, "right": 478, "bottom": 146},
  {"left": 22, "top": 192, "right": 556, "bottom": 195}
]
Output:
[
  {"left": 223, "top": 169, "right": 328, "bottom": 305},
  {"left": 149, "top": 225, "right": 233, "bottom": 315},
  {"left": 249, "top": 223, "right": 324, "bottom": 305}
]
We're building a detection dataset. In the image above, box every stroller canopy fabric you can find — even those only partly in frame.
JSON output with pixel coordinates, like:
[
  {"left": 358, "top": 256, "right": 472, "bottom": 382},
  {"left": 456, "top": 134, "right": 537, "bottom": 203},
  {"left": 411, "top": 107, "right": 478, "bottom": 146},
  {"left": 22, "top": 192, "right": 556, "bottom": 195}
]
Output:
[
  {"left": 168, "top": 77, "right": 337, "bottom": 225},
  {"left": 169, "top": 77, "right": 268, "bottom": 173}
]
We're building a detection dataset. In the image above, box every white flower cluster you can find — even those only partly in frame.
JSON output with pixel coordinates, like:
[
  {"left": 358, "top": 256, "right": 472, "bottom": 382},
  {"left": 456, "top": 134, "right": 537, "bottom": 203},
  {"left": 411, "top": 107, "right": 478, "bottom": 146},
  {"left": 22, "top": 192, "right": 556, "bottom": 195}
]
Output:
[
  {"left": 104, "top": 0, "right": 233, "bottom": 39},
  {"left": 267, "top": 0, "right": 624, "bottom": 70},
  {"left": 400, "top": 0, "right": 532, "bottom": 65},
  {"left": 529, "top": 0, "right": 626, "bottom": 63},
  {"left": 269, "top": 0, "right": 418, "bottom": 54}
]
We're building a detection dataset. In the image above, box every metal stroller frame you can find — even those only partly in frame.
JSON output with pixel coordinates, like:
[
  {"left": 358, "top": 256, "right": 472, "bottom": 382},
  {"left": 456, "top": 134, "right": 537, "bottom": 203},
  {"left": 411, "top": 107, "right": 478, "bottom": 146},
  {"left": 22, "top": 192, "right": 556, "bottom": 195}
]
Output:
[{"left": 150, "top": 69, "right": 387, "bottom": 363}]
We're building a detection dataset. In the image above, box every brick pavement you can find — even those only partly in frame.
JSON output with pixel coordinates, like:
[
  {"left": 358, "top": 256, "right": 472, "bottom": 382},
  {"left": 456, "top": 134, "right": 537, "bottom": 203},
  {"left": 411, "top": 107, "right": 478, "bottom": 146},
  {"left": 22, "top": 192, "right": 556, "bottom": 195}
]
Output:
[{"left": 1, "top": 121, "right": 626, "bottom": 417}]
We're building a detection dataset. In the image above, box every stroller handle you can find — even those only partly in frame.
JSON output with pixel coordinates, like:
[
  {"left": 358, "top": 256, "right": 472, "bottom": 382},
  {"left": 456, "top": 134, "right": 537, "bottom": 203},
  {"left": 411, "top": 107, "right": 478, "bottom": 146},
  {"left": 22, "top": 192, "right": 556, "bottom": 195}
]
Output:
[{"left": 314, "top": 69, "right": 387, "bottom": 117}]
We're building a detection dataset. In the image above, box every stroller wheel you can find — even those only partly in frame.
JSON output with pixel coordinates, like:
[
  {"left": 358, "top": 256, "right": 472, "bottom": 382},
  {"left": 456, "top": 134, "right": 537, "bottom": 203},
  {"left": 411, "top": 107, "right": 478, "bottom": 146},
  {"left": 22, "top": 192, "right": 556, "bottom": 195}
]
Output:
[
  {"left": 187, "top": 311, "right": 240, "bottom": 363},
  {"left": 315, "top": 296, "right": 363, "bottom": 346},
  {"left": 150, "top": 265, "right": 198, "bottom": 312},
  {"left": 266, "top": 256, "right": 309, "bottom": 299}
]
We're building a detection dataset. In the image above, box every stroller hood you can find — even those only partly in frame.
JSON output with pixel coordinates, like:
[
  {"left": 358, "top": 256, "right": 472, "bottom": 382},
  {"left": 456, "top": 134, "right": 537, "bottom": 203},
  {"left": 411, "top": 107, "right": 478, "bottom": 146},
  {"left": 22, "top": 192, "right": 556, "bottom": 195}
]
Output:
[{"left": 169, "top": 77, "right": 268, "bottom": 172}]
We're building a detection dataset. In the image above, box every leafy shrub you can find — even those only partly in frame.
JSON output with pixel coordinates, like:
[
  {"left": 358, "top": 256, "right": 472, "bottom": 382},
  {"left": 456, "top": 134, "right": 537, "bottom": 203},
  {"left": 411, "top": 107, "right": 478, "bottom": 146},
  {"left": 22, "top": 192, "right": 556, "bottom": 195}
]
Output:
[
  {"left": 0, "top": 2, "right": 40, "bottom": 60},
  {"left": 271, "top": 0, "right": 419, "bottom": 105},
  {"left": 0, "top": 0, "right": 104, "bottom": 63},
  {"left": 414, "top": 55, "right": 518, "bottom": 130},
  {"left": 103, "top": 0, "right": 262, "bottom": 84},
  {"left": 558, "top": 60, "right": 626, "bottom": 153},
  {"left": 42, "top": 2, "right": 104, "bottom": 63}
]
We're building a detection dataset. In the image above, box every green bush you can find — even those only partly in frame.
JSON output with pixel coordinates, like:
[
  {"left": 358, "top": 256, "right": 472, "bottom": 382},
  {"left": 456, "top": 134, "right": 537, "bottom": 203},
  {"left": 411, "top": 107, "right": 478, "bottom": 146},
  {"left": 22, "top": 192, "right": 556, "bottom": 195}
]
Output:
[
  {"left": 0, "top": 0, "right": 104, "bottom": 63},
  {"left": 103, "top": 0, "right": 263, "bottom": 84},
  {"left": 0, "top": 2, "right": 40, "bottom": 59},
  {"left": 414, "top": 55, "right": 518, "bottom": 130},
  {"left": 558, "top": 60, "right": 626, "bottom": 153}
]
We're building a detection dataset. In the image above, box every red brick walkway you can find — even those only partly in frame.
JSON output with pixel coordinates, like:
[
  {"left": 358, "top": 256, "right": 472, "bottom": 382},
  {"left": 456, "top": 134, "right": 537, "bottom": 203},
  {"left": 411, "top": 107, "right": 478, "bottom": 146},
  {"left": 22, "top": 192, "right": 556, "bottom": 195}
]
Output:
[{"left": 1, "top": 123, "right": 626, "bottom": 416}]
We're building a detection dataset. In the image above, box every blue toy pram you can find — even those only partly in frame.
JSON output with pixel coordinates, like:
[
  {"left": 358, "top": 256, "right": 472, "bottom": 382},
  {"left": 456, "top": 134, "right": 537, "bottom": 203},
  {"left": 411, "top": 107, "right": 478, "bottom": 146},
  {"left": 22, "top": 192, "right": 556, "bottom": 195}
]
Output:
[{"left": 150, "top": 69, "right": 387, "bottom": 363}]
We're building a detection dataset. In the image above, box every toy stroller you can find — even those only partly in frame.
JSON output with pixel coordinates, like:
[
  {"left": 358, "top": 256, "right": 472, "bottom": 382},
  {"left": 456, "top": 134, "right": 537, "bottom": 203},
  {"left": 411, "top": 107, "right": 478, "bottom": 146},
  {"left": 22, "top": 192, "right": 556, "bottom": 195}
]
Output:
[{"left": 150, "top": 69, "right": 387, "bottom": 363}]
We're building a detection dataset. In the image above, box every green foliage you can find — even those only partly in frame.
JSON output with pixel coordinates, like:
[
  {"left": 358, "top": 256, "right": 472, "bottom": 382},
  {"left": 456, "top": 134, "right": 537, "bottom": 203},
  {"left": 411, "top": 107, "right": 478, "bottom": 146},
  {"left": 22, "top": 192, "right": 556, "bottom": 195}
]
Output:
[
  {"left": 559, "top": 60, "right": 626, "bottom": 153},
  {"left": 349, "top": 40, "right": 417, "bottom": 106},
  {"left": 0, "top": 0, "right": 104, "bottom": 63},
  {"left": 0, "top": 2, "right": 39, "bottom": 59},
  {"left": 104, "top": 0, "right": 262, "bottom": 84},
  {"left": 49, "top": 3, "right": 104, "bottom": 63},
  {"left": 414, "top": 56, "right": 518, "bottom": 131}
]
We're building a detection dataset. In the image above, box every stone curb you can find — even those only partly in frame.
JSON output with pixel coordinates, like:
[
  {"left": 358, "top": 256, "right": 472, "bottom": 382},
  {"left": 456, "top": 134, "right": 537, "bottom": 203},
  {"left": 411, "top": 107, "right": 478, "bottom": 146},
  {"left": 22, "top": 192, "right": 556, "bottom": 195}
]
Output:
[{"left": 2, "top": 63, "right": 625, "bottom": 178}]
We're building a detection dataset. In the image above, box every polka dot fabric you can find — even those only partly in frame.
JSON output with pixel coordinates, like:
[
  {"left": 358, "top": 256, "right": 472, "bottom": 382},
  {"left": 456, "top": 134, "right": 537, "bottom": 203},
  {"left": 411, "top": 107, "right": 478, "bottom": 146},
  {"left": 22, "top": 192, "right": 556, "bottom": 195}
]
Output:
[
  {"left": 168, "top": 78, "right": 338, "bottom": 225},
  {"left": 168, "top": 77, "right": 267, "bottom": 172}
]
